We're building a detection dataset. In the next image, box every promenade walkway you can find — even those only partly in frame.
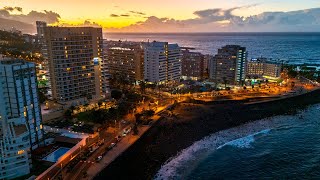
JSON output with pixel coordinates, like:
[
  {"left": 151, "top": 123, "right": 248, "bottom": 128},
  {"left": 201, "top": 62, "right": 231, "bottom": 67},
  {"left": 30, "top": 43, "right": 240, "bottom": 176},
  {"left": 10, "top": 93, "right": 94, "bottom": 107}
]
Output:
[{"left": 85, "top": 126, "right": 151, "bottom": 180}]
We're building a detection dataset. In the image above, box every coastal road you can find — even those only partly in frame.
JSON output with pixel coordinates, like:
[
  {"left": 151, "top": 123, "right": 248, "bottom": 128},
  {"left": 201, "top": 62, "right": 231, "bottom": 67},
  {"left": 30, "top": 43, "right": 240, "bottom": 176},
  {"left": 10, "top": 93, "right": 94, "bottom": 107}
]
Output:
[
  {"left": 64, "top": 124, "right": 131, "bottom": 180},
  {"left": 86, "top": 126, "right": 151, "bottom": 180}
]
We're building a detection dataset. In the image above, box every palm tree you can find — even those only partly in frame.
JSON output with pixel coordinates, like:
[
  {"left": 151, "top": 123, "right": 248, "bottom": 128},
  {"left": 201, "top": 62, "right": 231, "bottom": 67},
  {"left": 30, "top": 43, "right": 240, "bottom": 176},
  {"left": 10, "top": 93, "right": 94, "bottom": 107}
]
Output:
[
  {"left": 222, "top": 77, "right": 228, "bottom": 88},
  {"left": 98, "top": 101, "right": 103, "bottom": 110},
  {"left": 139, "top": 80, "right": 146, "bottom": 94}
]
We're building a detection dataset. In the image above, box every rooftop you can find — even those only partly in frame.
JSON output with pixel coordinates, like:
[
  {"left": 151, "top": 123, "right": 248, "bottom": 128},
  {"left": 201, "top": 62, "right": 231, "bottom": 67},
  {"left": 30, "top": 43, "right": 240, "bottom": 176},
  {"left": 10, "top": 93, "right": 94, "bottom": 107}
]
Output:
[{"left": 0, "top": 56, "right": 33, "bottom": 66}]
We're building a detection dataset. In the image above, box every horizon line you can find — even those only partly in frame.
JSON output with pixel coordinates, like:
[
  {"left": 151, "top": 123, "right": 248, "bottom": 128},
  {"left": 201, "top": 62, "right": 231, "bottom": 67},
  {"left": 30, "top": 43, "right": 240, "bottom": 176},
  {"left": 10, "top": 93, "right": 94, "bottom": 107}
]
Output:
[{"left": 104, "top": 31, "right": 320, "bottom": 34}]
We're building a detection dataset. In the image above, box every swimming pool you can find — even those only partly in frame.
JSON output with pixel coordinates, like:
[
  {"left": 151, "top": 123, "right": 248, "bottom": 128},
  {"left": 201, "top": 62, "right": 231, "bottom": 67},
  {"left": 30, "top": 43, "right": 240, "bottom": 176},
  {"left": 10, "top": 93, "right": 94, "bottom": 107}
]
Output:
[
  {"left": 61, "top": 132, "right": 87, "bottom": 139},
  {"left": 42, "top": 147, "right": 70, "bottom": 162}
]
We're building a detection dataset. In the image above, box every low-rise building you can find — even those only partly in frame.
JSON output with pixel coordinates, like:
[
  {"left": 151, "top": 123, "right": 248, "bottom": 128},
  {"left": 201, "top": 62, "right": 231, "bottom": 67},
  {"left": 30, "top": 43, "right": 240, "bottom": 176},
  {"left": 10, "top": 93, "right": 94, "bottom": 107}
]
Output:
[{"left": 247, "top": 58, "right": 282, "bottom": 79}]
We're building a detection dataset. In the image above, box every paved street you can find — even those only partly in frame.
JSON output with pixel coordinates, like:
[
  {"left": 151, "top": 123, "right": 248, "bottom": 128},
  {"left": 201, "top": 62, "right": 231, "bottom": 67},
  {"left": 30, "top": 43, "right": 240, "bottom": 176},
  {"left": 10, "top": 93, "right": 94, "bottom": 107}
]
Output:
[{"left": 84, "top": 126, "right": 150, "bottom": 180}]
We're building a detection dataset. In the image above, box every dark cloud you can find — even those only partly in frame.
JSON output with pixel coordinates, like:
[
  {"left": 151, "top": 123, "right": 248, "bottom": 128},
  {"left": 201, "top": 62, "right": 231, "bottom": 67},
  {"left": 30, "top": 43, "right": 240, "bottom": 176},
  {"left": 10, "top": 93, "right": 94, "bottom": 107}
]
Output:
[
  {"left": 0, "top": 7, "right": 60, "bottom": 33},
  {"left": 114, "top": 7, "right": 320, "bottom": 32},
  {"left": 235, "top": 8, "right": 320, "bottom": 29},
  {"left": 23, "top": 10, "right": 60, "bottom": 24},
  {"left": 110, "top": 14, "right": 130, "bottom": 17},
  {"left": 83, "top": 20, "right": 101, "bottom": 27},
  {"left": 0, "top": 7, "right": 60, "bottom": 24},
  {"left": 0, "top": 6, "right": 23, "bottom": 17},
  {"left": 3, "top": 6, "right": 22, "bottom": 12},
  {"left": 3, "top": 6, "right": 15, "bottom": 11},
  {"left": 60, "top": 20, "right": 101, "bottom": 28},
  {"left": 129, "top": 11, "right": 146, "bottom": 15},
  {"left": 115, "top": 16, "right": 187, "bottom": 32},
  {"left": 110, "top": 14, "right": 119, "bottom": 17}
]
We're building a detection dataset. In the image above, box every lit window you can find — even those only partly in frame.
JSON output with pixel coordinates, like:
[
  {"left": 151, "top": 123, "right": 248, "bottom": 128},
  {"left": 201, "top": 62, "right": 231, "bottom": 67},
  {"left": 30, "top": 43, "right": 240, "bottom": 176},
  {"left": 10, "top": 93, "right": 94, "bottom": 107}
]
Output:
[{"left": 17, "top": 150, "right": 25, "bottom": 155}]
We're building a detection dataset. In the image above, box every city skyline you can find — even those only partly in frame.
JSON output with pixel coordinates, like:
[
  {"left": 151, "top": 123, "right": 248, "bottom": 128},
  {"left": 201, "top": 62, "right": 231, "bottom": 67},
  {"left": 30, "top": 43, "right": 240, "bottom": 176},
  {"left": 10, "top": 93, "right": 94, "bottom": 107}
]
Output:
[{"left": 0, "top": 0, "right": 320, "bottom": 33}]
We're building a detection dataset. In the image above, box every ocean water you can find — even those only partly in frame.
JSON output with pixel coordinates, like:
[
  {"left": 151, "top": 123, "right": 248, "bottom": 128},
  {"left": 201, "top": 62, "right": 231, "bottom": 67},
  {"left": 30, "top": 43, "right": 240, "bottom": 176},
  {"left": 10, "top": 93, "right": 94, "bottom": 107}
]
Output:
[
  {"left": 154, "top": 104, "right": 320, "bottom": 179},
  {"left": 104, "top": 32, "right": 320, "bottom": 179},
  {"left": 105, "top": 33, "right": 320, "bottom": 64}
]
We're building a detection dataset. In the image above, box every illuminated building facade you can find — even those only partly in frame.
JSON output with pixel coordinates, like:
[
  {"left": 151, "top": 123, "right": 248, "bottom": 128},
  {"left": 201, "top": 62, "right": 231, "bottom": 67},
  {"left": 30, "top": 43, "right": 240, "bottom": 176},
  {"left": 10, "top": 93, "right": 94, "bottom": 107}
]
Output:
[
  {"left": 105, "top": 41, "right": 144, "bottom": 82},
  {"left": 181, "top": 49, "right": 204, "bottom": 80},
  {"left": 264, "top": 61, "right": 282, "bottom": 78},
  {"left": 247, "top": 58, "right": 282, "bottom": 79},
  {"left": 144, "top": 41, "right": 181, "bottom": 83},
  {"left": 203, "top": 54, "right": 213, "bottom": 78},
  {"left": 38, "top": 23, "right": 106, "bottom": 106},
  {"left": 210, "top": 45, "right": 247, "bottom": 85},
  {"left": 0, "top": 57, "right": 44, "bottom": 179},
  {"left": 247, "top": 58, "right": 265, "bottom": 78}
]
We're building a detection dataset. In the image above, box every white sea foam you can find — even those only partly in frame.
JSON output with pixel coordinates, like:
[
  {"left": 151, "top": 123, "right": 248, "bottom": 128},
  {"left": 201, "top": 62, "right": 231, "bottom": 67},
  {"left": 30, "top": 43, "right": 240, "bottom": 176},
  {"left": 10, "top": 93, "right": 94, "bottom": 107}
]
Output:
[
  {"left": 153, "top": 104, "right": 320, "bottom": 180},
  {"left": 217, "top": 129, "right": 271, "bottom": 149}
]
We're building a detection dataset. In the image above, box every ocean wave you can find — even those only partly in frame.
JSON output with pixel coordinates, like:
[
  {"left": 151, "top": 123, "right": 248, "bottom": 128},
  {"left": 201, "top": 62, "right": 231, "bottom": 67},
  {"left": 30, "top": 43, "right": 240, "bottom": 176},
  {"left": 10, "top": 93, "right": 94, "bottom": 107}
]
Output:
[
  {"left": 154, "top": 105, "right": 320, "bottom": 180},
  {"left": 217, "top": 129, "right": 271, "bottom": 149},
  {"left": 154, "top": 123, "right": 277, "bottom": 180}
]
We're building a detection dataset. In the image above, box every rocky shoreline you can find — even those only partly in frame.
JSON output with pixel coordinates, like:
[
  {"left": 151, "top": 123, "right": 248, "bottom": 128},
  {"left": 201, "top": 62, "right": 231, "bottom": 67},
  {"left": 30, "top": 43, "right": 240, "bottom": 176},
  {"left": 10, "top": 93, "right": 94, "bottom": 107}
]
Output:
[{"left": 94, "top": 88, "right": 320, "bottom": 180}]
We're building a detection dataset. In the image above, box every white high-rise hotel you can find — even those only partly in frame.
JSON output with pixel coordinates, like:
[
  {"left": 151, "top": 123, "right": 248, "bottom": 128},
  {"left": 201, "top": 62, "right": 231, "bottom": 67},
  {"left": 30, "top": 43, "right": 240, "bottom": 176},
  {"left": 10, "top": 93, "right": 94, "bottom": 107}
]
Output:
[
  {"left": 0, "top": 57, "right": 43, "bottom": 179},
  {"left": 144, "top": 42, "right": 181, "bottom": 83}
]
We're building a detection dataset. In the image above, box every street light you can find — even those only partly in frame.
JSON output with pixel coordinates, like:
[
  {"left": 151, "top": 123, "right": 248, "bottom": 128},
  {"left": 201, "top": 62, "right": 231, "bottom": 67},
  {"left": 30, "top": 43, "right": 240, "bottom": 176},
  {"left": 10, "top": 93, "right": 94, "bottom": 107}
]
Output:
[{"left": 60, "top": 163, "right": 63, "bottom": 179}]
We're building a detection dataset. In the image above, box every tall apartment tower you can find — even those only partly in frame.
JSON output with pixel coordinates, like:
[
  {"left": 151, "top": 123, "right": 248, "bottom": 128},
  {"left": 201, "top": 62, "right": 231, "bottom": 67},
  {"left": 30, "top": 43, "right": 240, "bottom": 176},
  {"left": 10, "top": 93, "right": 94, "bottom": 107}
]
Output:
[
  {"left": 36, "top": 21, "right": 47, "bottom": 40},
  {"left": 203, "top": 54, "right": 213, "bottom": 78},
  {"left": 144, "top": 41, "right": 181, "bottom": 84},
  {"left": 181, "top": 49, "right": 204, "bottom": 81},
  {"left": 210, "top": 45, "right": 247, "bottom": 85},
  {"left": 106, "top": 41, "right": 144, "bottom": 82},
  {"left": 37, "top": 23, "right": 105, "bottom": 106},
  {"left": 0, "top": 57, "right": 44, "bottom": 179}
]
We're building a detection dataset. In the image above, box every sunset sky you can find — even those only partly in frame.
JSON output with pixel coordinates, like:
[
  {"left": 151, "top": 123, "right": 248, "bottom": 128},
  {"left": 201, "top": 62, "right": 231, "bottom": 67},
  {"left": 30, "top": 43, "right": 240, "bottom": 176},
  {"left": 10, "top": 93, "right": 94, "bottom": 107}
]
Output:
[{"left": 1, "top": 0, "right": 320, "bottom": 33}]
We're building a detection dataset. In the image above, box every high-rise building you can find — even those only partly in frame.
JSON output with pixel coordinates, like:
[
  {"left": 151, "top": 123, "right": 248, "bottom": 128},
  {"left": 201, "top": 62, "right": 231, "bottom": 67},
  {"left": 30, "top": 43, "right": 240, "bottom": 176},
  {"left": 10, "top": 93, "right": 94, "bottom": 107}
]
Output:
[
  {"left": 203, "top": 54, "right": 213, "bottom": 78},
  {"left": 105, "top": 41, "right": 144, "bottom": 82},
  {"left": 247, "top": 58, "right": 282, "bottom": 79},
  {"left": 0, "top": 56, "right": 44, "bottom": 179},
  {"left": 144, "top": 41, "right": 181, "bottom": 84},
  {"left": 37, "top": 23, "right": 106, "bottom": 106},
  {"left": 210, "top": 45, "right": 247, "bottom": 85},
  {"left": 181, "top": 49, "right": 204, "bottom": 80}
]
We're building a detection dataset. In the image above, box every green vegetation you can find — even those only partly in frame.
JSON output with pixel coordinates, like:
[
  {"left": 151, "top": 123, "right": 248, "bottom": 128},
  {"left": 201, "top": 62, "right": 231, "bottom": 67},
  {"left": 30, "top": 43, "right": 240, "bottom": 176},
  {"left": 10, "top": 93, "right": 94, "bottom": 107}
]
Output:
[
  {"left": 111, "top": 89, "right": 122, "bottom": 100},
  {"left": 0, "top": 30, "right": 43, "bottom": 62},
  {"left": 38, "top": 90, "right": 47, "bottom": 104},
  {"left": 135, "top": 110, "right": 155, "bottom": 125},
  {"left": 109, "top": 72, "right": 134, "bottom": 89},
  {"left": 71, "top": 91, "right": 145, "bottom": 128},
  {"left": 284, "top": 64, "right": 320, "bottom": 81}
]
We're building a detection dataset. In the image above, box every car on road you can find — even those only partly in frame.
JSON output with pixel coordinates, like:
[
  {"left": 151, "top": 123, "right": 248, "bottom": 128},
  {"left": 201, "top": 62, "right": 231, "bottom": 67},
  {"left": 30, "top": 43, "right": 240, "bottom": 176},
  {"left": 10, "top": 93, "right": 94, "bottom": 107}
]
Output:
[
  {"left": 121, "top": 119, "right": 128, "bottom": 124},
  {"left": 107, "top": 143, "right": 116, "bottom": 150},
  {"left": 115, "top": 135, "right": 122, "bottom": 142},
  {"left": 96, "top": 155, "right": 103, "bottom": 162},
  {"left": 121, "top": 132, "right": 127, "bottom": 137},
  {"left": 124, "top": 127, "right": 132, "bottom": 134}
]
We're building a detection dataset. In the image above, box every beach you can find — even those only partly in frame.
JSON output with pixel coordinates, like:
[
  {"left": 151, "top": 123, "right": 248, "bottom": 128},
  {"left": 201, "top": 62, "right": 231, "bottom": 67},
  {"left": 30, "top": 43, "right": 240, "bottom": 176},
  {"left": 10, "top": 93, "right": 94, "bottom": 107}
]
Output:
[{"left": 94, "top": 88, "right": 320, "bottom": 180}]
